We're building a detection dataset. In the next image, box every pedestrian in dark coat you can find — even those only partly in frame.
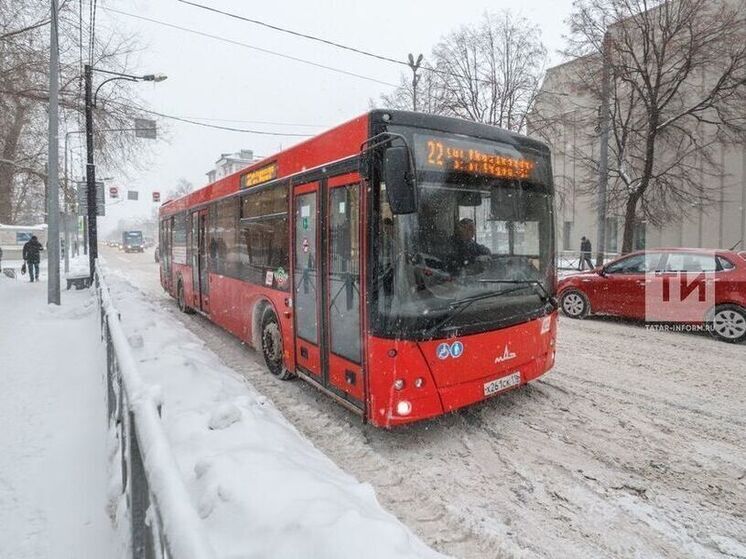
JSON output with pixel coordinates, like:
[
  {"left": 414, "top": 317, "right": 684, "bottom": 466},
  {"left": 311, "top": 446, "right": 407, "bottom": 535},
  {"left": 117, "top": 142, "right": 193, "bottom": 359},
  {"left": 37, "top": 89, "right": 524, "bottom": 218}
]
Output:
[
  {"left": 578, "top": 236, "right": 594, "bottom": 271},
  {"left": 22, "top": 235, "right": 44, "bottom": 282}
]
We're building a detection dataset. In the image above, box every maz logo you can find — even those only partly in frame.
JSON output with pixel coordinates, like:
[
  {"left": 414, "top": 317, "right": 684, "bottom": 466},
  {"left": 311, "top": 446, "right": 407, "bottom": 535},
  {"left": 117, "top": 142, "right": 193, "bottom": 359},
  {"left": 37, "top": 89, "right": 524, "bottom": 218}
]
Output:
[{"left": 495, "top": 345, "right": 517, "bottom": 363}]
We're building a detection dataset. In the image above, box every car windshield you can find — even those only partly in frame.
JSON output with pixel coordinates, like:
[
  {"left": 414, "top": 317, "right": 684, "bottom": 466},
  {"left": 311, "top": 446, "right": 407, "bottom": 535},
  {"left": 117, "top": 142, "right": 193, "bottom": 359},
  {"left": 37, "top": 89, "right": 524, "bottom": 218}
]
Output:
[{"left": 373, "top": 175, "right": 554, "bottom": 338}]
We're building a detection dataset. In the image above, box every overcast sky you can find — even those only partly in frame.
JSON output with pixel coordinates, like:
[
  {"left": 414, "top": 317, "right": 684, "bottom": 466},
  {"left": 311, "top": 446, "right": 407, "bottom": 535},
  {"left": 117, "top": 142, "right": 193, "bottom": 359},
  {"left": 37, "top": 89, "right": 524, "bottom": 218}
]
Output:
[{"left": 90, "top": 0, "right": 575, "bottom": 233}]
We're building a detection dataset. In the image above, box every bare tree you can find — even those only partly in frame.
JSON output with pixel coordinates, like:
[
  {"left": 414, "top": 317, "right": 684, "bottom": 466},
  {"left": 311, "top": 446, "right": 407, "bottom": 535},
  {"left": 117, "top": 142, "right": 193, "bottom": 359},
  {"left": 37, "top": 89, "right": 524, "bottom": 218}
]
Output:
[
  {"left": 377, "top": 11, "right": 547, "bottom": 132},
  {"left": 0, "top": 0, "right": 158, "bottom": 225},
  {"left": 563, "top": 0, "right": 746, "bottom": 253},
  {"left": 168, "top": 177, "right": 194, "bottom": 200}
]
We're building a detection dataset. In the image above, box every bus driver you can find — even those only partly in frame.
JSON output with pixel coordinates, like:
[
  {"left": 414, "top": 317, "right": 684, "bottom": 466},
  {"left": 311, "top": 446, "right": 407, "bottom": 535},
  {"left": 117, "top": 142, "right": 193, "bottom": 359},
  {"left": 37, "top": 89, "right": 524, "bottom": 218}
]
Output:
[{"left": 451, "top": 218, "right": 491, "bottom": 273}]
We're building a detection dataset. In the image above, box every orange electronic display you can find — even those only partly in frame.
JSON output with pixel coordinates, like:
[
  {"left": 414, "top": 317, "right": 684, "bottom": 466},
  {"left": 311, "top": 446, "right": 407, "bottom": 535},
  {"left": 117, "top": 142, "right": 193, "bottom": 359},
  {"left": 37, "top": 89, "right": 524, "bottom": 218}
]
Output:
[
  {"left": 416, "top": 135, "right": 535, "bottom": 180},
  {"left": 241, "top": 162, "right": 278, "bottom": 189}
]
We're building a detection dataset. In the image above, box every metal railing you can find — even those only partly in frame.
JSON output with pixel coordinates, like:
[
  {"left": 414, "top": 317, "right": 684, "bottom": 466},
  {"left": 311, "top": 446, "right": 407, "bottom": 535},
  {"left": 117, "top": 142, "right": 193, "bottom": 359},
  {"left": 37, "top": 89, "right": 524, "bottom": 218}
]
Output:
[
  {"left": 94, "top": 265, "right": 216, "bottom": 559},
  {"left": 557, "top": 250, "right": 619, "bottom": 270}
]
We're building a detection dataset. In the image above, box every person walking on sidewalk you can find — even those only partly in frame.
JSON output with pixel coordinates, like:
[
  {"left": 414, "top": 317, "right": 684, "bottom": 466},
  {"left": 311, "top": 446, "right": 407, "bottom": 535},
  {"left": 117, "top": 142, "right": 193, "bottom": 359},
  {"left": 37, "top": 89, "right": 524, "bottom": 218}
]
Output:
[
  {"left": 22, "top": 235, "right": 44, "bottom": 282},
  {"left": 578, "top": 236, "right": 594, "bottom": 271}
]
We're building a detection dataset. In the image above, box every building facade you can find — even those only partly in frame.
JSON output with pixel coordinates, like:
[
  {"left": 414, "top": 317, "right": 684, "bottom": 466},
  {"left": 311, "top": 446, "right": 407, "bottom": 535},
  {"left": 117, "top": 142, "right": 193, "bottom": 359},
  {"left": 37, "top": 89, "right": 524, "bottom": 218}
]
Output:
[
  {"left": 530, "top": 6, "right": 746, "bottom": 258},
  {"left": 206, "top": 149, "right": 257, "bottom": 184}
]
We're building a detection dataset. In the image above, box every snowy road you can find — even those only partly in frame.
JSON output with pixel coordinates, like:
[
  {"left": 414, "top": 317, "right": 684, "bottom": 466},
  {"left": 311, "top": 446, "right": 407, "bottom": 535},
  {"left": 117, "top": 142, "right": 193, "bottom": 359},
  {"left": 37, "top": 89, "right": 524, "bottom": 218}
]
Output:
[{"left": 103, "top": 246, "right": 746, "bottom": 559}]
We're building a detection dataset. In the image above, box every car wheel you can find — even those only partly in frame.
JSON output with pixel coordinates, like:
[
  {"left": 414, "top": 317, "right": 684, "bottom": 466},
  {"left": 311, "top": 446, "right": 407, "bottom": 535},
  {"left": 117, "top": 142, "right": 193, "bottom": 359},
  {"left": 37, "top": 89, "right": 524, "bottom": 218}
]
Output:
[
  {"left": 561, "top": 289, "right": 590, "bottom": 319},
  {"left": 261, "top": 309, "right": 294, "bottom": 380},
  {"left": 708, "top": 304, "right": 746, "bottom": 343}
]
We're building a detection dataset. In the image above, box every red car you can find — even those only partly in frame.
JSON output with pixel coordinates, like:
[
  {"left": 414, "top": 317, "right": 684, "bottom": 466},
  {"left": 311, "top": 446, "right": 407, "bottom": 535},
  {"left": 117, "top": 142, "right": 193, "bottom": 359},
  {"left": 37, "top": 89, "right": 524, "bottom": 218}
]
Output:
[{"left": 558, "top": 248, "right": 746, "bottom": 343}]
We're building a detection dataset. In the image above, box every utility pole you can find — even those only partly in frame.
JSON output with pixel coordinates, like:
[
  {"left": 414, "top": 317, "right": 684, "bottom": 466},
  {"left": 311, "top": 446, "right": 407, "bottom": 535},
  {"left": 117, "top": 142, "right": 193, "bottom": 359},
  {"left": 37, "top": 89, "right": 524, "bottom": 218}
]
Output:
[
  {"left": 63, "top": 131, "right": 74, "bottom": 273},
  {"left": 407, "top": 53, "right": 423, "bottom": 112},
  {"left": 595, "top": 31, "right": 611, "bottom": 267},
  {"left": 84, "top": 67, "right": 166, "bottom": 280},
  {"left": 47, "top": 0, "right": 60, "bottom": 304},
  {"left": 85, "top": 64, "right": 98, "bottom": 281}
]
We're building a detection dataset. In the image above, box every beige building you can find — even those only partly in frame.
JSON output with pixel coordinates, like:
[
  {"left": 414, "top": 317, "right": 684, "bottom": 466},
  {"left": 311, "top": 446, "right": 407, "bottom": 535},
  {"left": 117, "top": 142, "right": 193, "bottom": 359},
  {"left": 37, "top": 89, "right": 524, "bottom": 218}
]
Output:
[
  {"left": 530, "top": 9, "right": 746, "bottom": 259},
  {"left": 206, "top": 149, "right": 257, "bottom": 184}
]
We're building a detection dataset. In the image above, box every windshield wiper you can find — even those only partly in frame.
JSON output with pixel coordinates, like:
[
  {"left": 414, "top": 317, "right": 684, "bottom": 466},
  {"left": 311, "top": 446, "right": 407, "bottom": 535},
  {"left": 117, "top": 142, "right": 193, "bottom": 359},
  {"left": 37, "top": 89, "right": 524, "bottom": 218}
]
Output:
[
  {"left": 478, "top": 279, "right": 557, "bottom": 308},
  {"left": 423, "top": 285, "right": 529, "bottom": 338}
]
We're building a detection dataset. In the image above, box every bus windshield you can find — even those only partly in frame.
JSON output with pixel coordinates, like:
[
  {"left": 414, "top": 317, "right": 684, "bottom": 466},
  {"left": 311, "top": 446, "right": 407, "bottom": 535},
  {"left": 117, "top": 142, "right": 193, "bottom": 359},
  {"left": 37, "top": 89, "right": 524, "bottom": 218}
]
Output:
[{"left": 374, "top": 171, "right": 554, "bottom": 339}]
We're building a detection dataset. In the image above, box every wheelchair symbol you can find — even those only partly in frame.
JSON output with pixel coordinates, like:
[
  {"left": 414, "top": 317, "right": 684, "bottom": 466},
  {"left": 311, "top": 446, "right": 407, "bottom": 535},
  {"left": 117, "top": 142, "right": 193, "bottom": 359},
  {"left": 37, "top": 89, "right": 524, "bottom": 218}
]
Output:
[{"left": 436, "top": 343, "right": 450, "bottom": 360}]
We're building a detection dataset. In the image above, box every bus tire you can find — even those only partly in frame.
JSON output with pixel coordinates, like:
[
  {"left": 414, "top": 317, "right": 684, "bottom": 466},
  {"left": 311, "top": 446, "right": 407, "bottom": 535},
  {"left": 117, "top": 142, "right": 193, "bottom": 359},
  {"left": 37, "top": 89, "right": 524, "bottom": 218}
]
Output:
[
  {"left": 261, "top": 309, "right": 294, "bottom": 380},
  {"left": 177, "top": 280, "right": 194, "bottom": 314},
  {"left": 561, "top": 289, "right": 589, "bottom": 319}
]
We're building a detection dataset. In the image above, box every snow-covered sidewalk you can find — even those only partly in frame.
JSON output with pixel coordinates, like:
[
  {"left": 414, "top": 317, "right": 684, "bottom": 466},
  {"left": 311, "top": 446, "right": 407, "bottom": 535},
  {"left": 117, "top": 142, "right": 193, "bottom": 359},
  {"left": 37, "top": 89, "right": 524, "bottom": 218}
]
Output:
[
  {"left": 0, "top": 275, "right": 115, "bottom": 558},
  {"left": 104, "top": 268, "right": 446, "bottom": 559}
]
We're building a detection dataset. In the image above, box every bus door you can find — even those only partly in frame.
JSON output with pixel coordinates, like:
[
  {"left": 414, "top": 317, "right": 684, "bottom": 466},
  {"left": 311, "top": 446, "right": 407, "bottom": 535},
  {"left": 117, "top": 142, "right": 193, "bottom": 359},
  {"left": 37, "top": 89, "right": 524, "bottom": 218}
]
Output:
[
  {"left": 292, "top": 176, "right": 364, "bottom": 409},
  {"left": 293, "top": 182, "right": 322, "bottom": 379},
  {"left": 192, "top": 208, "right": 210, "bottom": 313},
  {"left": 324, "top": 175, "right": 363, "bottom": 405}
]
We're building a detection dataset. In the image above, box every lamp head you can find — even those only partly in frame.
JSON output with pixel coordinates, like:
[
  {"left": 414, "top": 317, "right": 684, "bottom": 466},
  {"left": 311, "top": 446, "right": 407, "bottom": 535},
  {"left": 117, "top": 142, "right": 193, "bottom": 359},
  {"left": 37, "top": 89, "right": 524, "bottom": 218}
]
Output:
[{"left": 142, "top": 73, "right": 167, "bottom": 83}]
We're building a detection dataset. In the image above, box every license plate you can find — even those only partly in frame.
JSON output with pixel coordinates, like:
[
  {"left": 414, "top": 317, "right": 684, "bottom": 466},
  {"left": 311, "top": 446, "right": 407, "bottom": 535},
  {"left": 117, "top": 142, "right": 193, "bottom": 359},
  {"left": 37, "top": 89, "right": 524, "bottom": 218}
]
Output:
[{"left": 483, "top": 372, "right": 521, "bottom": 397}]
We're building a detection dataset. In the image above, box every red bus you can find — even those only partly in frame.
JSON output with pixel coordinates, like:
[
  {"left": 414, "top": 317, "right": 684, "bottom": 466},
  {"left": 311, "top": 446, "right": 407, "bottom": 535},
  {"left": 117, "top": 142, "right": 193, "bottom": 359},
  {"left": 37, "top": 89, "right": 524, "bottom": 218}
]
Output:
[{"left": 159, "top": 110, "right": 558, "bottom": 427}]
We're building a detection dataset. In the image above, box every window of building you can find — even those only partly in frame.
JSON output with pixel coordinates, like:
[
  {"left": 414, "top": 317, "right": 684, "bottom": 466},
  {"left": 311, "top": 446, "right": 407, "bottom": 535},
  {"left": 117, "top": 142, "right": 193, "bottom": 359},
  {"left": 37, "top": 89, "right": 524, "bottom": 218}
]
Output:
[
  {"left": 634, "top": 221, "right": 646, "bottom": 250},
  {"left": 605, "top": 217, "right": 618, "bottom": 253},
  {"left": 563, "top": 221, "right": 573, "bottom": 251}
]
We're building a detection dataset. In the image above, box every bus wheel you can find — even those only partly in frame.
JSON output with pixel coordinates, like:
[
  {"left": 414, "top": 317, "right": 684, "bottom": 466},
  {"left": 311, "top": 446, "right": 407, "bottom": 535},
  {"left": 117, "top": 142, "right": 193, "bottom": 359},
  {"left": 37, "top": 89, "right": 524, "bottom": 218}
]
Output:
[
  {"left": 177, "top": 281, "right": 194, "bottom": 314},
  {"left": 261, "top": 309, "right": 294, "bottom": 380},
  {"left": 561, "top": 289, "right": 589, "bottom": 319},
  {"left": 708, "top": 304, "right": 746, "bottom": 343}
]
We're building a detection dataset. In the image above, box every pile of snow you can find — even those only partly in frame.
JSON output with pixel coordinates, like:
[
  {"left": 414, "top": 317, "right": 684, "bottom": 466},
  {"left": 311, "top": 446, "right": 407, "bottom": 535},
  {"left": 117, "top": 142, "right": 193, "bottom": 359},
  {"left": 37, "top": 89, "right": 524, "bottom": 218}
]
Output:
[{"left": 103, "top": 269, "right": 447, "bottom": 559}]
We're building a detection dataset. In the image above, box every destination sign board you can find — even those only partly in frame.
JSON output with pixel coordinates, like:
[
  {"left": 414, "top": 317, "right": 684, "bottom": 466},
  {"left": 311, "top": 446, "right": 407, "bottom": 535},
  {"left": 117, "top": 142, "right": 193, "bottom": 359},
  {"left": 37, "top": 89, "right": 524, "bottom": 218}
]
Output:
[
  {"left": 241, "top": 162, "right": 278, "bottom": 189},
  {"left": 414, "top": 135, "right": 535, "bottom": 180}
]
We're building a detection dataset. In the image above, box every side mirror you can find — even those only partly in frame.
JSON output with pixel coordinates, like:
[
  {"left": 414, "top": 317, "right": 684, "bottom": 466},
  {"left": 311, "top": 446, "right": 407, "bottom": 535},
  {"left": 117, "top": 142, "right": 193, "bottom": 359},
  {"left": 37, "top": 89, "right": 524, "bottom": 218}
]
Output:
[{"left": 383, "top": 146, "right": 416, "bottom": 215}]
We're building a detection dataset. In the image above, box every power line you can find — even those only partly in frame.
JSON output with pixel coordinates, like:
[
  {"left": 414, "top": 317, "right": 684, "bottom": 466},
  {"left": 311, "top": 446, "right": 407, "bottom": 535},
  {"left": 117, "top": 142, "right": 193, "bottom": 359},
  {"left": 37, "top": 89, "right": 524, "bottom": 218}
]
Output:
[
  {"left": 178, "top": 115, "right": 325, "bottom": 128},
  {"left": 175, "top": 0, "right": 495, "bottom": 86},
  {"left": 101, "top": 7, "right": 398, "bottom": 88},
  {"left": 176, "top": 0, "right": 407, "bottom": 68},
  {"left": 107, "top": 101, "right": 314, "bottom": 137}
]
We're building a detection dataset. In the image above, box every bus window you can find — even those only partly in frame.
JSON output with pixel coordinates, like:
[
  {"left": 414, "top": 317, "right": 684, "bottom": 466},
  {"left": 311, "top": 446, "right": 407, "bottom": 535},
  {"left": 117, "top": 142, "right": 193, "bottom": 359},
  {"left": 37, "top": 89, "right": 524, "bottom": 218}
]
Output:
[
  {"left": 328, "top": 185, "right": 361, "bottom": 363},
  {"left": 213, "top": 198, "right": 239, "bottom": 277},
  {"left": 238, "top": 185, "right": 289, "bottom": 288}
]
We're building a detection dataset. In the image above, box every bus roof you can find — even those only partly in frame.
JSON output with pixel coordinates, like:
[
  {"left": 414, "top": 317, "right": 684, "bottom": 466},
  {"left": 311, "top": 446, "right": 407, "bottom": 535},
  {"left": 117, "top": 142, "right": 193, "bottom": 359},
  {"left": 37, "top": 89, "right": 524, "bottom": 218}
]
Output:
[{"left": 159, "top": 110, "right": 550, "bottom": 217}]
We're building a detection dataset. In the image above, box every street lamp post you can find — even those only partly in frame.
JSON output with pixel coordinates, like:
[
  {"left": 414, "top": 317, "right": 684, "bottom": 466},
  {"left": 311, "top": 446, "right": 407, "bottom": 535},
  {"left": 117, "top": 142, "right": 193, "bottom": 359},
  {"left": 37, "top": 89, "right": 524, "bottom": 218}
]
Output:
[
  {"left": 47, "top": 0, "right": 60, "bottom": 304},
  {"left": 84, "top": 65, "right": 166, "bottom": 280},
  {"left": 407, "top": 53, "right": 424, "bottom": 112},
  {"left": 595, "top": 31, "right": 611, "bottom": 266}
]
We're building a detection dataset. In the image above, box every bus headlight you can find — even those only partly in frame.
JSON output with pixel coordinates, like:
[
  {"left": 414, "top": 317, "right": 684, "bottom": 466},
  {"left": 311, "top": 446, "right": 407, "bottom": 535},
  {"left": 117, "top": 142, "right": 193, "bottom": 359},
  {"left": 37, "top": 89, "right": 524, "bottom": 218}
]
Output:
[{"left": 396, "top": 400, "right": 412, "bottom": 416}]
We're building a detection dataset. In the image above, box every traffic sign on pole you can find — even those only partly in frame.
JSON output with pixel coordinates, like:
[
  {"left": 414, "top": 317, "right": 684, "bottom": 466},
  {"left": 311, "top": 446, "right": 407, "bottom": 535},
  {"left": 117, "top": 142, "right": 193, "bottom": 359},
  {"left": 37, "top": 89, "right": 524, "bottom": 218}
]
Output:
[{"left": 77, "top": 181, "right": 105, "bottom": 216}]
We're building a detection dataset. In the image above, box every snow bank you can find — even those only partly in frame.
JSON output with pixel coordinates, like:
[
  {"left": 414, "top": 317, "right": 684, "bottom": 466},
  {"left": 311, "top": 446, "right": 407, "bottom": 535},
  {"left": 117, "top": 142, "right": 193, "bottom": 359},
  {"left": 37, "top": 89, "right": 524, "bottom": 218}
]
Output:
[
  {"left": 97, "top": 268, "right": 216, "bottom": 559},
  {"left": 102, "top": 268, "right": 447, "bottom": 559}
]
